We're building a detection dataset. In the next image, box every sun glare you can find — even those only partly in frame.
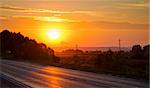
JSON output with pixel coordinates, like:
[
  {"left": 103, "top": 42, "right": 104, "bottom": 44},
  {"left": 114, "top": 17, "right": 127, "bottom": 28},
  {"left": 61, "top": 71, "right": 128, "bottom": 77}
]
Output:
[{"left": 47, "top": 29, "right": 60, "bottom": 40}]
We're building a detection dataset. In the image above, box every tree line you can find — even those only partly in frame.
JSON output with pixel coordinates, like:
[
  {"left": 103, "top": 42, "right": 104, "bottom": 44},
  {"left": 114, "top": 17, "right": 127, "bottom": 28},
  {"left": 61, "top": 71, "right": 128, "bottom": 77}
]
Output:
[{"left": 0, "top": 30, "right": 58, "bottom": 65}]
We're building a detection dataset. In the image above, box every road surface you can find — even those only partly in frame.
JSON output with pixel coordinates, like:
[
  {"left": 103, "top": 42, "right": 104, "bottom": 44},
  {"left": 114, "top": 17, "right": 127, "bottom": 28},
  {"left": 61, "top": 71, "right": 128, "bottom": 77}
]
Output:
[
  {"left": 1, "top": 60, "right": 149, "bottom": 88},
  {"left": 0, "top": 74, "right": 31, "bottom": 88}
]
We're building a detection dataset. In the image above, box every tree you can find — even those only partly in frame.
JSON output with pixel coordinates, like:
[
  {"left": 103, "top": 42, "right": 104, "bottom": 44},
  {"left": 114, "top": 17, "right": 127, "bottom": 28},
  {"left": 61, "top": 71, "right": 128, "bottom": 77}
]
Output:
[
  {"left": 143, "top": 45, "right": 149, "bottom": 59},
  {"left": 1, "top": 30, "right": 56, "bottom": 65},
  {"left": 131, "top": 45, "right": 143, "bottom": 59}
]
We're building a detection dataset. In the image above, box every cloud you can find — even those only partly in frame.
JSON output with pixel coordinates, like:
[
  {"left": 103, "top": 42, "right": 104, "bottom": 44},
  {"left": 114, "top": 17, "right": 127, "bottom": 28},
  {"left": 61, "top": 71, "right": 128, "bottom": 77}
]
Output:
[
  {"left": 35, "top": 16, "right": 76, "bottom": 22},
  {"left": 0, "top": 15, "right": 77, "bottom": 22},
  {"left": 0, "top": 5, "right": 92, "bottom": 14},
  {"left": 90, "top": 21, "right": 149, "bottom": 30},
  {"left": 125, "top": 3, "right": 150, "bottom": 8},
  {"left": 117, "top": 2, "right": 150, "bottom": 9},
  {"left": 0, "top": 15, "right": 148, "bottom": 30},
  {"left": 0, "top": 16, "right": 7, "bottom": 20},
  {"left": 0, "top": 5, "right": 27, "bottom": 10}
]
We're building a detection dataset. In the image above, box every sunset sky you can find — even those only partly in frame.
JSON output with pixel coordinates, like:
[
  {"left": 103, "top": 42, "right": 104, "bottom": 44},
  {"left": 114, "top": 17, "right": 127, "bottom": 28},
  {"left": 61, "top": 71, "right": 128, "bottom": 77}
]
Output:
[{"left": 0, "top": 0, "right": 149, "bottom": 49}]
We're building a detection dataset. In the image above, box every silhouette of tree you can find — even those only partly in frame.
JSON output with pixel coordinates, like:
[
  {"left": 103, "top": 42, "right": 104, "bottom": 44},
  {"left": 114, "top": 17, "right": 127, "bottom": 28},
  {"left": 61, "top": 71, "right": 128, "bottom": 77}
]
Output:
[
  {"left": 105, "top": 49, "right": 113, "bottom": 60},
  {"left": 143, "top": 45, "right": 149, "bottom": 59},
  {"left": 131, "top": 45, "right": 143, "bottom": 59},
  {"left": 1, "top": 30, "right": 56, "bottom": 65}
]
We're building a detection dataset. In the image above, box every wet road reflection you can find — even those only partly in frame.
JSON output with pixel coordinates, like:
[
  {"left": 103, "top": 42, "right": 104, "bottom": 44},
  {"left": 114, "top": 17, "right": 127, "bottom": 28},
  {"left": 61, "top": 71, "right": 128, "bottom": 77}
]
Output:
[{"left": 1, "top": 60, "right": 148, "bottom": 88}]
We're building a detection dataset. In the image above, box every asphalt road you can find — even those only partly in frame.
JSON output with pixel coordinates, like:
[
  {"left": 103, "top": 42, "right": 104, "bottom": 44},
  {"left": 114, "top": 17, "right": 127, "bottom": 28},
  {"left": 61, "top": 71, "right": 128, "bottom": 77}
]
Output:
[
  {"left": 0, "top": 74, "right": 31, "bottom": 88},
  {"left": 0, "top": 60, "right": 149, "bottom": 88},
  {"left": 1, "top": 76, "right": 21, "bottom": 88}
]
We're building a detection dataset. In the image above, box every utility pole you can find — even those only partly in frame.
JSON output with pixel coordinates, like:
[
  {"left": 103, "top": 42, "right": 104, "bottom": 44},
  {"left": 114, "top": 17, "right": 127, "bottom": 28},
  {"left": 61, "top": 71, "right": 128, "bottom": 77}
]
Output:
[
  {"left": 119, "top": 39, "right": 121, "bottom": 51},
  {"left": 75, "top": 44, "right": 78, "bottom": 51},
  {"left": 75, "top": 44, "right": 78, "bottom": 56}
]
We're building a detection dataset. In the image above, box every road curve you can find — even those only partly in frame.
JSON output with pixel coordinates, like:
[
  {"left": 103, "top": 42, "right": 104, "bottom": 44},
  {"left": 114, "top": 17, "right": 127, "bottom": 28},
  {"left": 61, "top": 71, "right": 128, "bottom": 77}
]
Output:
[{"left": 1, "top": 60, "right": 149, "bottom": 88}]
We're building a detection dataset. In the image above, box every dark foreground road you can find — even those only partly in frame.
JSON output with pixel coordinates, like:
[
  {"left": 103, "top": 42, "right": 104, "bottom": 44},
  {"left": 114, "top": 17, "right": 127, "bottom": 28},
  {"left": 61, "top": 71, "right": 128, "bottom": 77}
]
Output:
[
  {"left": 0, "top": 60, "right": 149, "bottom": 88},
  {"left": 0, "top": 75, "right": 31, "bottom": 88},
  {"left": 1, "top": 76, "right": 21, "bottom": 88}
]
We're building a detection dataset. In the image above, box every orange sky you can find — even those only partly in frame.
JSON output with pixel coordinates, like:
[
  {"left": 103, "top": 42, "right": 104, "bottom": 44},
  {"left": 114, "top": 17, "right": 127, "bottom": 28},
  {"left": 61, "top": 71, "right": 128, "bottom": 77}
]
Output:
[{"left": 0, "top": 0, "right": 149, "bottom": 49}]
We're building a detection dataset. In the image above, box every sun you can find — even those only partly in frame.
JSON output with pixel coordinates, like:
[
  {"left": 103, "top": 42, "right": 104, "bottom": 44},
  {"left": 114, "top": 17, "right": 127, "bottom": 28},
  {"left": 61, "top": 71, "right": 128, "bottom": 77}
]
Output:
[{"left": 47, "top": 29, "right": 60, "bottom": 40}]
